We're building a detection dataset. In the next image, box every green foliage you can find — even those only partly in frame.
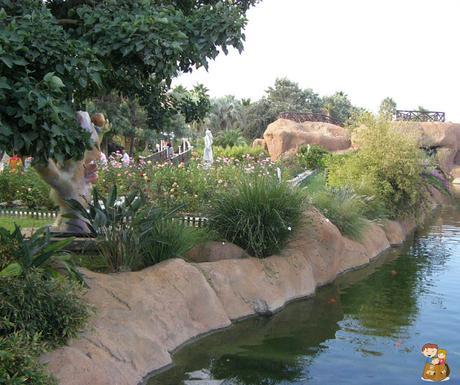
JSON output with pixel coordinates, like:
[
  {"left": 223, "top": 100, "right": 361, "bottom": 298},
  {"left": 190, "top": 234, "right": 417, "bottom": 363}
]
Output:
[
  {"left": 0, "top": 269, "right": 89, "bottom": 346},
  {"left": 136, "top": 207, "right": 208, "bottom": 266},
  {"left": 379, "top": 97, "right": 397, "bottom": 119},
  {"left": 67, "top": 186, "right": 144, "bottom": 272},
  {"left": 322, "top": 91, "right": 357, "bottom": 125},
  {"left": 208, "top": 95, "right": 247, "bottom": 133},
  {"left": 0, "top": 168, "right": 54, "bottom": 209},
  {"left": 0, "top": 1, "right": 256, "bottom": 163},
  {"left": 327, "top": 115, "right": 425, "bottom": 218},
  {"left": 0, "top": 332, "right": 57, "bottom": 385},
  {"left": 0, "top": 226, "right": 81, "bottom": 282},
  {"left": 69, "top": 186, "right": 205, "bottom": 271},
  {"left": 213, "top": 145, "right": 266, "bottom": 161},
  {"left": 210, "top": 177, "right": 305, "bottom": 258},
  {"left": 310, "top": 188, "right": 367, "bottom": 240},
  {"left": 214, "top": 129, "right": 247, "bottom": 148},
  {"left": 296, "top": 145, "right": 330, "bottom": 170}
]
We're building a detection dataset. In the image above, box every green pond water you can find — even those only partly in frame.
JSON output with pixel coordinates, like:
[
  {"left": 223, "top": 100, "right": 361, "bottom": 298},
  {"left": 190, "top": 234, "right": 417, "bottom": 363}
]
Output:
[{"left": 149, "top": 202, "right": 460, "bottom": 385}]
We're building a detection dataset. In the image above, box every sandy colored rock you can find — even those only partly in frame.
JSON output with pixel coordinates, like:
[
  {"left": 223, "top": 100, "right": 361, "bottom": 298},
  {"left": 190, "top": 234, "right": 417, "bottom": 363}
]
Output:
[
  {"left": 262, "top": 118, "right": 351, "bottom": 161},
  {"left": 382, "top": 220, "right": 406, "bottom": 246},
  {"left": 252, "top": 138, "right": 267, "bottom": 150},
  {"left": 195, "top": 252, "right": 316, "bottom": 320},
  {"left": 185, "top": 241, "right": 249, "bottom": 263},
  {"left": 41, "top": 259, "right": 231, "bottom": 385},
  {"left": 41, "top": 197, "right": 442, "bottom": 385},
  {"left": 392, "top": 121, "right": 460, "bottom": 149},
  {"left": 359, "top": 223, "right": 390, "bottom": 260}
]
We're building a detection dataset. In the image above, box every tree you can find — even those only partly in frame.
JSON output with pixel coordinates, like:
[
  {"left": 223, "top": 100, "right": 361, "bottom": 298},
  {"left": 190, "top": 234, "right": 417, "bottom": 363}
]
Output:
[
  {"left": 0, "top": 0, "right": 258, "bottom": 165},
  {"left": 322, "top": 91, "right": 356, "bottom": 125},
  {"left": 266, "top": 78, "right": 323, "bottom": 114},
  {"left": 208, "top": 95, "right": 245, "bottom": 132},
  {"left": 379, "top": 97, "right": 397, "bottom": 119}
]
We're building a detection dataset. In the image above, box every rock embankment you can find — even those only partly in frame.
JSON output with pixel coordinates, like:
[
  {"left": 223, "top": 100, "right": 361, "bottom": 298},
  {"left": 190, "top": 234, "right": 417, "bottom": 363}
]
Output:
[
  {"left": 258, "top": 118, "right": 351, "bottom": 161},
  {"left": 40, "top": 195, "right": 443, "bottom": 385}
]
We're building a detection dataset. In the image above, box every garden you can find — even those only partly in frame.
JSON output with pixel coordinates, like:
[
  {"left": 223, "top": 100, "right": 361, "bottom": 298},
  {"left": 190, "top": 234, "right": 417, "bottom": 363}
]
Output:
[
  {"left": 0, "top": 114, "right": 451, "bottom": 384},
  {"left": 0, "top": 1, "right": 452, "bottom": 384}
]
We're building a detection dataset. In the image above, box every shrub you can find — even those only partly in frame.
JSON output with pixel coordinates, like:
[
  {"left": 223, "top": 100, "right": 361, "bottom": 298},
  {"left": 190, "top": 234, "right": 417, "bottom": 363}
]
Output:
[
  {"left": 70, "top": 187, "right": 206, "bottom": 271},
  {"left": 0, "top": 270, "right": 90, "bottom": 346},
  {"left": 310, "top": 188, "right": 367, "bottom": 240},
  {"left": 213, "top": 129, "right": 247, "bottom": 148},
  {"left": 137, "top": 207, "right": 209, "bottom": 266},
  {"left": 297, "top": 145, "right": 330, "bottom": 170},
  {"left": 210, "top": 177, "right": 304, "bottom": 258},
  {"left": 0, "top": 226, "right": 80, "bottom": 282},
  {"left": 0, "top": 332, "right": 57, "bottom": 385},
  {"left": 0, "top": 168, "right": 54, "bottom": 209},
  {"left": 327, "top": 115, "right": 425, "bottom": 218},
  {"left": 213, "top": 145, "right": 267, "bottom": 161},
  {"left": 67, "top": 187, "right": 145, "bottom": 272}
]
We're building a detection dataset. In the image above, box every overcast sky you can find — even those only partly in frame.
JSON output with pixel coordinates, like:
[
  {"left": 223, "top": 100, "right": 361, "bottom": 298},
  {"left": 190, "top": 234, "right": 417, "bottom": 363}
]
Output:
[{"left": 175, "top": 0, "right": 460, "bottom": 122}]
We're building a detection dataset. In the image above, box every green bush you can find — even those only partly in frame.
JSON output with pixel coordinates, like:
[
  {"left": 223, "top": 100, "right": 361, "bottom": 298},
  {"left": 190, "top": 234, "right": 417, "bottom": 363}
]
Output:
[
  {"left": 210, "top": 177, "right": 305, "bottom": 258},
  {"left": 70, "top": 187, "right": 206, "bottom": 271},
  {"left": 310, "top": 188, "right": 367, "bottom": 240},
  {"left": 0, "top": 332, "right": 57, "bottom": 385},
  {"left": 0, "top": 226, "right": 81, "bottom": 282},
  {"left": 0, "top": 168, "right": 54, "bottom": 209},
  {"left": 0, "top": 270, "right": 90, "bottom": 346},
  {"left": 137, "top": 209, "right": 209, "bottom": 266},
  {"left": 327, "top": 115, "right": 425, "bottom": 218},
  {"left": 213, "top": 129, "right": 247, "bottom": 148},
  {"left": 297, "top": 145, "right": 330, "bottom": 170},
  {"left": 213, "top": 145, "right": 267, "bottom": 161}
]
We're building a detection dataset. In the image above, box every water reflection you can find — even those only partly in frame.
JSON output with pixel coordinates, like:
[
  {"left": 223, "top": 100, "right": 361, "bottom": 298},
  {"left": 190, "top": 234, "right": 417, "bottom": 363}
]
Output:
[{"left": 149, "top": 205, "right": 460, "bottom": 385}]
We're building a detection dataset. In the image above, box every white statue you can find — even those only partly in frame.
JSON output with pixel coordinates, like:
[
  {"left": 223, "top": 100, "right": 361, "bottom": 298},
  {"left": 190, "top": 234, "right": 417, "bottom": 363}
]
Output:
[{"left": 203, "top": 128, "right": 213, "bottom": 168}]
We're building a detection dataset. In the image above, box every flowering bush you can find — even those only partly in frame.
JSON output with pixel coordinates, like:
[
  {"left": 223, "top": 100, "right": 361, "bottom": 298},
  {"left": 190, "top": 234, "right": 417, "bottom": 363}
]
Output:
[
  {"left": 96, "top": 152, "right": 277, "bottom": 213},
  {"left": 0, "top": 168, "right": 55, "bottom": 209}
]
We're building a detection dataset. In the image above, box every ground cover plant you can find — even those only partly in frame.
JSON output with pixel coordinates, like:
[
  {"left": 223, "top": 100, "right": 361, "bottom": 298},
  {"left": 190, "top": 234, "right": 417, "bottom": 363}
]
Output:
[{"left": 209, "top": 176, "right": 305, "bottom": 258}]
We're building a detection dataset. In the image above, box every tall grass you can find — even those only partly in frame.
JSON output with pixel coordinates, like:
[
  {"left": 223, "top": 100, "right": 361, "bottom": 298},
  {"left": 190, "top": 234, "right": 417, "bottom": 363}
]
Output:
[
  {"left": 136, "top": 207, "right": 209, "bottom": 266},
  {"left": 310, "top": 187, "right": 368, "bottom": 240},
  {"left": 210, "top": 177, "right": 305, "bottom": 258}
]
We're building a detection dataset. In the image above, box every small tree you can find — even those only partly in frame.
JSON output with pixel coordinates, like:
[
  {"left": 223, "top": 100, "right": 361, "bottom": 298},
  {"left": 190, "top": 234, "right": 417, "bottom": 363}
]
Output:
[{"left": 379, "top": 97, "right": 397, "bottom": 119}]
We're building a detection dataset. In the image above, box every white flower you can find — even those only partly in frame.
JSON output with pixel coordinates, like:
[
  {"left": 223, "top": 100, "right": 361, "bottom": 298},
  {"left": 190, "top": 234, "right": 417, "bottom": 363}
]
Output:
[{"left": 287, "top": 226, "right": 292, "bottom": 231}]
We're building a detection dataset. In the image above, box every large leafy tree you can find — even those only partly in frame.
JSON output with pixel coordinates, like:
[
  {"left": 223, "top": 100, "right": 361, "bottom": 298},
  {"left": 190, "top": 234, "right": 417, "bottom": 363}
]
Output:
[{"left": 0, "top": 0, "right": 257, "bottom": 164}]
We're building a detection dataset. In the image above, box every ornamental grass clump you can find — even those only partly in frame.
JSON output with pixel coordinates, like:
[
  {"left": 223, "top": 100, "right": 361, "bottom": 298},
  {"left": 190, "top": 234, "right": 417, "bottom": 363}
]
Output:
[
  {"left": 310, "top": 188, "right": 368, "bottom": 240},
  {"left": 210, "top": 176, "right": 305, "bottom": 258}
]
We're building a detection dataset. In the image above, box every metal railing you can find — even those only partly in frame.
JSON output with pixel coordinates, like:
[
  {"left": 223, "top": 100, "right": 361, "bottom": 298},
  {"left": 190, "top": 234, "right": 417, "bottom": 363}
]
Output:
[{"left": 394, "top": 110, "right": 446, "bottom": 122}]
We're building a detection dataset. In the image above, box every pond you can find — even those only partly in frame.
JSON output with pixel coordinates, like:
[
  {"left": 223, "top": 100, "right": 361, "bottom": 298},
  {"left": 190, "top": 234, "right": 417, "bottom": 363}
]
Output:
[{"left": 148, "top": 202, "right": 460, "bottom": 385}]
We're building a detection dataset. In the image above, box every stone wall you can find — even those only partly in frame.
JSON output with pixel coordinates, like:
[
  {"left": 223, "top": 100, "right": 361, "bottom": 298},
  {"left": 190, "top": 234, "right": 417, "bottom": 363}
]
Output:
[{"left": 40, "top": 193, "right": 445, "bottom": 385}]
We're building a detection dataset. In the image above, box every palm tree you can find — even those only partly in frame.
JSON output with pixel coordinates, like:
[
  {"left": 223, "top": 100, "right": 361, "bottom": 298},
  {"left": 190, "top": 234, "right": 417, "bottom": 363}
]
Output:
[{"left": 208, "top": 96, "right": 244, "bottom": 132}]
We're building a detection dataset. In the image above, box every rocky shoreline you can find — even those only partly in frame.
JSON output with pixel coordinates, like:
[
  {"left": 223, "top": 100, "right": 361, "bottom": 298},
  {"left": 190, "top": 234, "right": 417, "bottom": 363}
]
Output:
[{"left": 40, "top": 189, "right": 447, "bottom": 385}]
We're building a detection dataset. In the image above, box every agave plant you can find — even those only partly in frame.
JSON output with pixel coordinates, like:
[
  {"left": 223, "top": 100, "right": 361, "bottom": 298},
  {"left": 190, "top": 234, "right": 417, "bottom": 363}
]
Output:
[
  {"left": 65, "top": 186, "right": 146, "bottom": 272},
  {"left": 0, "top": 225, "right": 81, "bottom": 281}
]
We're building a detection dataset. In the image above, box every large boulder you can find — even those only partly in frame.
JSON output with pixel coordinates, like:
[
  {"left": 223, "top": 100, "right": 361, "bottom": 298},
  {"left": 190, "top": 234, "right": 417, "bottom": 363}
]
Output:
[
  {"left": 262, "top": 118, "right": 351, "bottom": 161},
  {"left": 40, "top": 259, "right": 231, "bottom": 385},
  {"left": 185, "top": 241, "right": 249, "bottom": 263}
]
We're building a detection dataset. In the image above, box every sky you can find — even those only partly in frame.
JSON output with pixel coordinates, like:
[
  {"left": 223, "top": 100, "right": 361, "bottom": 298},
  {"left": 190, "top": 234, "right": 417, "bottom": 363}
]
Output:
[{"left": 175, "top": 0, "right": 460, "bottom": 122}]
